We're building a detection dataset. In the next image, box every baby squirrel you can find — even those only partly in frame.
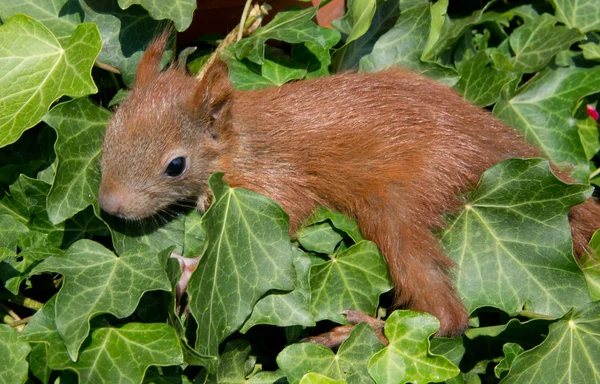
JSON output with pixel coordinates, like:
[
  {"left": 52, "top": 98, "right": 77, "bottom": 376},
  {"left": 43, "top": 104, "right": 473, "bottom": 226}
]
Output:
[{"left": 99, "top": 34, "right": 600, "bottom": 337}]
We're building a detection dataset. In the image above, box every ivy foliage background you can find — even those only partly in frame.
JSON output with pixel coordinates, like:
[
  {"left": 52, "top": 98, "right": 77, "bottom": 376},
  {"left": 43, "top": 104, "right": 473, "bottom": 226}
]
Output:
[{"left": 1, "top": 0, "right": 600, "bottom": 383}]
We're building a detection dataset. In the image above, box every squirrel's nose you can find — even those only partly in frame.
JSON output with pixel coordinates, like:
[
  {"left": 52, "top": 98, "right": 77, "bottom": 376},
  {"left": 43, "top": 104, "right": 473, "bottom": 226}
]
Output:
[{"left": 98, "top": 184, "right": 127, "bottom": 217}]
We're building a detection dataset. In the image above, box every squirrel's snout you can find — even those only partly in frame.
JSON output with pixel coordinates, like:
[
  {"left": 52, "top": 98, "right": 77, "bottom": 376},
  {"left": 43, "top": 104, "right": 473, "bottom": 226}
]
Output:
[{"left": 98, "top": 183, "right": 131, "bottom": 218}]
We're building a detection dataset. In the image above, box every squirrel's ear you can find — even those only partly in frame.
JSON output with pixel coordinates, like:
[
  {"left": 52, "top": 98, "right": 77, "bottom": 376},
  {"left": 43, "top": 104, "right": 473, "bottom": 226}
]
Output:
[
  {"left": 135, "top": 32, "right": 169, "bottom": 87},
  {"left": 194, "top": 60, "right": 233, "bottom": 121}
]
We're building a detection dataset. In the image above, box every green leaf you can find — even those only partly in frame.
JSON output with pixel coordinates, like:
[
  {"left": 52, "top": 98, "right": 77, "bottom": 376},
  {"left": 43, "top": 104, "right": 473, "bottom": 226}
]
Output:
[
  {"left": 494, "top": 66, "right": 600, "bottom": 180},
  {"left": 421, "top": 0, "right": 493, "bottom": 62},
  {"left": 54, "top": 323, "right": 183, "bottom": 384},
  {"left": 310, "top": 240, "right": 392, "bottom": 323},
  {"left": 577, "top": 113, "right": 600, "bottom": 161},
  {"left": 28, "top": 343, "right": 52, "bottom": 384},
  {"left": 442, "top": 159, "right": 592, "bottom": 317},
  {"left": 494, "top": 343, "right": 524, "bottom": 379},
  {"left": 581, "top": 42, "right": 600, "bottom": 61},
  {"left": 0, "top": 15, "right": 101, "bottom": 147},
  {"left": 0, "top": 215, "right": 28, "bottom": 261},
  {"left": 332, "top": 0, "right": 400, "bottom": 71},
  {"left": 118, "top": 0, "right": 196, "bottom": 31},
  {"left": 293, "top": 27, "right": 341, "bottom": 78},
  {"left": 187, "top": 174, "right": 296, "bottom": 364},
  {"left": 226, "top": 47, "right": 309, "bottom": 90},
  {"left": 241, "top": 248, "right": 314, "bottom": 332},
  {"left": 42, "top": 98, "right": 110, "bottom": 224},
  {"left": 582, "top": 231, "right": 600, "bottom": 300},
  {"left": 501, "top": 302, "right": 600, "bottom": 383},
  {"left": 300, "top": 373, "right": 347, "bottom": 384},
  {"left": 110, "top": 214, "right": 185, "bottom": 256},
  {"left": 550, "top": 0, "right": 600, "bottom": 33},
  {"left": 260, "top": 48, "right": 309, "bottom": 86},
  {"left": 359, "top": 1, "right": 459, "bottom": 85},
  {"left": 79, "top": 0, "right": 164, "bottom": 85},
  {"left": 302, "top": 207, "right": 363, "bottom": 243},
  {"left": 332, "top": 0, "right": 376, "bottom": 45},
  {"left": 277, "top": 323, "right": 384, "bottom": 384},
  {"left": 21, "top": 296, "right": 183, "bottom": 383},
  {"left": 508, "top": 13, "right": 585, "bottom": 73},
  {"left": 0, "top": 0, "right": 83, "bottom": 44},
  {"left": 204, "top": 339, "right": 286, "bottom": 383},
  {"left": 455, "top": 51, "right": 517, "bottom": 107},
  {"left": 0, "top": 324, "right": 31, "bottom": 384},
  {"left": 429, "top": 337, "right": 466, "bottom": 367},
  {"left": 297, "top": 222, "right": 344, "bottom": 254},
  {"left": 232, "top": 7, "right": 326, "bottom": 64},
  {"left": 367, "top": 310, "right": 460, "bottom": 384},
  {"left": 31, "top": 240, "right": 171, "bottom": 360}
]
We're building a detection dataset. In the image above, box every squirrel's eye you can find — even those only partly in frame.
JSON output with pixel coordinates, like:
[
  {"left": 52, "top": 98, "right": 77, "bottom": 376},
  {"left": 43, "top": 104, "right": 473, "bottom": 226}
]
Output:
[{"left": 164, "top": 156, "right": 187, "bottom": 177}]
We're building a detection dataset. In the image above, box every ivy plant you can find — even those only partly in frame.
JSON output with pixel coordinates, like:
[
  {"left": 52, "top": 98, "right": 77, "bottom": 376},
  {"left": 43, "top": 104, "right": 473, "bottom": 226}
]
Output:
[{"left": 1, "top": 0, "right": 600, "bottom": 383}]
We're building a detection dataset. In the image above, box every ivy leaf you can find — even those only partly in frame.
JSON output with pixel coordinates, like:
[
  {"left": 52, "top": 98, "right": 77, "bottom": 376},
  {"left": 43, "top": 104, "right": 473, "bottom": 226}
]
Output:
[
  {"left": 367, "top": 310, "right": 460, "bottom": 384},
  {"left": 118, "top": 0, "right": 196, "bottom": 31},
  {"left": 442, "top": 159, "right": 592, "bottom": 317},
  {"left": 20, "top": 295, "right": 74, "bottom": 366},
  {"left": 297, "top": 222, "right": 344, "bottom": 255},
  {"left": 28, "top": 343, "right": 52, "bottom": 384},
  {"left": 187, "top": 174, "right": 296, "bottom": 364},
  {"left": 310, "top": 240, "right": 392, "bottom": 323},
  {"left": 494, "top": 66, "right": 600, "bottom": 180},
  {"left": 508, "top": 13, "right": 585, "bottom": 73},
  {"left": 110, "top": 214, "right": 185, "bottom": 256},
  {"left": 30, "top": 240, "right": 171, "bottom": 360},
  {"left": 293, "top": 27, "right": 341, "bottom": 78},
  {"left": 300, "top": 373, "right": 347, "bottom": 384},
  {"left": 582, "top": 231, "right": 600, "bottom": 300},
  {"left": 332, "top": 0, "right": 400, "bottom": 71},
  {"left": 455, "top": 51, "right": 517, "bottom": 107},
  {"left": 494, "top": 343, "right": 524, "bottom": 379},
  {"left": 232, "top": 7, "right": 326, "bottom": 64},
  {"left": 0, "top": 324, "right": 31, "bottom": 384},
  {"left": 79, "top": 0, "right": 163, "bottom": 85},
  {"left": 226, "top": 47, "right": 308, "bottom": 90},
  {"left": 501, "top": 302, "right": 600, "bottom": 383},
  {"left": 429, "top": 337, "right": 466, "bottom": 367},
  {"left": 422, "top": 0, "right": 494, "bottom": 62},
  {"left": 0, "top": 15, "right": 101, "bottom": 147},
  {"left": 550, "top": 0, "right": 600, "bottom": 33},
  {"left": 0, "top": 215, "right": 28, "bottom": 261},
  {"left": 202, "top": 340, "right": 286, "bottom": 383},
  {"left": 581, "top": 42, "right": 600, "bottom": 61},
  {"left": 277, "top": 323, "right": 384, "bottom": 384},
  {"left": 301, "top": 207, "right": 363, "bottom": 243},
  {"left": 241, "top": 248, "right": 314, "bottom": 332},
  {"left": 331, "top": 0, "right": 376, "bottom": 45},
  {"left": 53, "top": 323, "right": 183, "bottom": 384},
  {"left": 42, "top": 98, "right": 110, "bottom": 224},
  {"left": 0, "top": 0, "right": 83, "bottom": 44},
  {"left": 359, "top": 0, "right": 459, "bottom": 85},
  {"left": 260, "top": 48, "right": 308, "bottom": 86}
]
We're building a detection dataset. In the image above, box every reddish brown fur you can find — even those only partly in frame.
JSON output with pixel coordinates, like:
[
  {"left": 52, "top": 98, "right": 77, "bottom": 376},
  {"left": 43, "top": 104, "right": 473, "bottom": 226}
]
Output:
[{"left": 99, "top": 37, "right": 600, "bottom": 336}]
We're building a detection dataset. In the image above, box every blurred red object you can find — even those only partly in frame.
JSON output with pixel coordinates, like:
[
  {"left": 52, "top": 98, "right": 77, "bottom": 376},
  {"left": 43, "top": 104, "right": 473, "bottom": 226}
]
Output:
[{"left": 587, "top": 105, "right": 599, "bottom": 122}]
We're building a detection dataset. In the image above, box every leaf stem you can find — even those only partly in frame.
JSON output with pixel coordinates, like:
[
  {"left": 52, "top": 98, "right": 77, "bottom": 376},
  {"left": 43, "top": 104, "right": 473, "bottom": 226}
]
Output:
[
  {"left": 95, "top": 61, "right": 121, "bottom": 74},
  {"left": 237, "top": 0, "right": 254, "bottom": 42},
  {"left": 5, "top": 294, "right": 44, "bottom": 311},
  {"left": 196, "top": 2, "right": 271, "bottom": 80},
  {"left": 518, "top": 310, "right": 556, "bottom": 320},
  {"left": 589, "top": 167, "right": 600, "bottom": 180}
]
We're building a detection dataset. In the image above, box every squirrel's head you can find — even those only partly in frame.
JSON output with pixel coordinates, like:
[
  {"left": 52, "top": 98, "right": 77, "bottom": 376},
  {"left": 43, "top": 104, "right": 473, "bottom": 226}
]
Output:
[{"left": 99, "top": 33, "right": 233, "bottom": 219}]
